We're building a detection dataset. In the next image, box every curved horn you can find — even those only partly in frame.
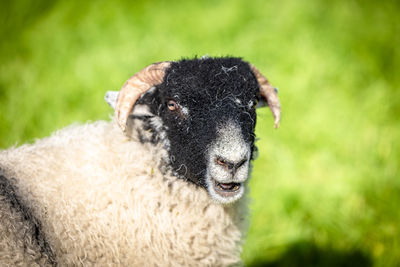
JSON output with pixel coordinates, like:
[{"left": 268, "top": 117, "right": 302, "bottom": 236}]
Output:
[
  {"left": 115, "top": 61, "right": 171, "bottom": 131},
  {"left": 250, "top": 65, "right": 281, "bottom": 128}
]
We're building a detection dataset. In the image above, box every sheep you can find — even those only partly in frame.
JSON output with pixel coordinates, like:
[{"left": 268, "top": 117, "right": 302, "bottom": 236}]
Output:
[{"left": 0, "top": 57, "right": 281, "bottom": 266}]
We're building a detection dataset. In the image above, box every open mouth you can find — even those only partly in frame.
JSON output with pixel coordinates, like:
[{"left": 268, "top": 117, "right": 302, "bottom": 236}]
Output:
[{"left": 212, "top": 178, "right": 242, "bottom": 198}]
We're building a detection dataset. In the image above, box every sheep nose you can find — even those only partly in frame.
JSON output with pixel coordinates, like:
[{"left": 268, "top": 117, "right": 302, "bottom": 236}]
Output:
[{"left": 215, "top": 156, "right": 247, "bottom": 174}]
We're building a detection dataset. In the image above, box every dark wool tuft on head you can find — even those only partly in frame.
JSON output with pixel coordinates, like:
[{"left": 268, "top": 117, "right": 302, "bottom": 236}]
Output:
[
  {"left": 144, "top": 57, "right": 259, "bottom": 187},
  {"left": 132, "top": 57, "right": 262, "bottom": 188}
]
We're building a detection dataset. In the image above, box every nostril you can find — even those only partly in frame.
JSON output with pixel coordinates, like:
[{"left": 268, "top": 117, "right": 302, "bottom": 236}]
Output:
[
  {"left": 216, "top": 158, "right": 227, "bottom": 167},
  {"left": 216, "top": 157, "right": 234, "bottom": 170},
  {"left": 215, "top": 156, "right": 247, "bottom": 171}
]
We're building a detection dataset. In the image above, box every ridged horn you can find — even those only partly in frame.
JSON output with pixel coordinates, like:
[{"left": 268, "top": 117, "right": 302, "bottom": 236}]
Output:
[
  {"left": 115, "top": 61, "right": 171, "bottom": 131},
  {"left": 250, "top": 65, "right": 281, "bottom": 128}
]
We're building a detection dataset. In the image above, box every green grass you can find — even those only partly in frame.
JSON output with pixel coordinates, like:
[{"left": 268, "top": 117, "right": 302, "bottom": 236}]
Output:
[{"left": 1, "top": 0, "right": 399, "bottom": 266}]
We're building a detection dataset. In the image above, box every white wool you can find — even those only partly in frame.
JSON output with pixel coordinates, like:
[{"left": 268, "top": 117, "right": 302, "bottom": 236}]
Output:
[{"left": 0, "top": 120, "right": 248, "bottom": 266}]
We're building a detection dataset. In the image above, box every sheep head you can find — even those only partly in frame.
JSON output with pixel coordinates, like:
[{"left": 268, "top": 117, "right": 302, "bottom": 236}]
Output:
[{"left": 106, "top": 57, "right": 281, "bottom": 204}]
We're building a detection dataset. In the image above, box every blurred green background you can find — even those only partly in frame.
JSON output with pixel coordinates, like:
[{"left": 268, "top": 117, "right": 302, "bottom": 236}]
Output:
[{"left": 0, "top": 0, "right": 399, "bottom": 266}]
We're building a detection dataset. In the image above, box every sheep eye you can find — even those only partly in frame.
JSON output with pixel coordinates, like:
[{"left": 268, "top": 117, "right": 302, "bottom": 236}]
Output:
[{"left": 167, "top": 100, "right": 179, "bottom": 111}]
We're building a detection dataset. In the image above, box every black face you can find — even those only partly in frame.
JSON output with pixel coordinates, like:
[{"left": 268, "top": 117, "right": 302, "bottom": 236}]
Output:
[{"left": 135, "top": 57, "right": 261, "bottom": 188}]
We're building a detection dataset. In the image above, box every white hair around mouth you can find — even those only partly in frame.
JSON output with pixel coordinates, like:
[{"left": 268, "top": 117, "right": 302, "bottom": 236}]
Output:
[{"left": 205, "top": 121, "right": 250, "bottom": 204}]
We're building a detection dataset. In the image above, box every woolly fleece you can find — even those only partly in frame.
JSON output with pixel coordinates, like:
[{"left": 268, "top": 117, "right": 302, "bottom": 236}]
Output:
[{"left": 0, "top": 120, "right": 248, "bottom": 266}]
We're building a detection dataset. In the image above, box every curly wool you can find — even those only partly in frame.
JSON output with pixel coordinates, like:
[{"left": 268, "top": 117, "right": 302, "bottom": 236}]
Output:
[
  {"left": 0, "top": 120, "right": 248, "bottom": 266},
  {"left": 155, "top": 57, "right": 260, "bottom": 186}
]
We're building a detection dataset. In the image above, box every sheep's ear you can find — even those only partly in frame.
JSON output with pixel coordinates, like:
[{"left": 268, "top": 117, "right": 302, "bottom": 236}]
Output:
[
  {"left": 105, "top": 91, "right": 119, "bottom": 109},
  {"left": 105, "top": 89, "right": 156, "bottom": 116}
]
